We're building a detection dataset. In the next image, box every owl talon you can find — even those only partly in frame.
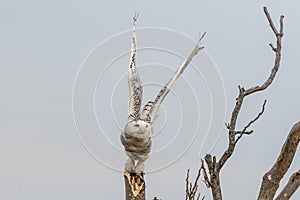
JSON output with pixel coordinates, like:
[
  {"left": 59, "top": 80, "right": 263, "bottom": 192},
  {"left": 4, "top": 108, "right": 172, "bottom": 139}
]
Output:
[
  {"left": 125, "top": 159, "right": 135, "bottom": 173},
  {"left": 135, "top": 162, "right": 144, "bottom": 174}
]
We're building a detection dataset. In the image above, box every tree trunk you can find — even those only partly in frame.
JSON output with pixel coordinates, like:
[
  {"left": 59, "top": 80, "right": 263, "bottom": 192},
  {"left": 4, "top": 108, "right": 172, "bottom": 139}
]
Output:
[{"left": 257, "top": 122, "right": 300, "bottom": 200}]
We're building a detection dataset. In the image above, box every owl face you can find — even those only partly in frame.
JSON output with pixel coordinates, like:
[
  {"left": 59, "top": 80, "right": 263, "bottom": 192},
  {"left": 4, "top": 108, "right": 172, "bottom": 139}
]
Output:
[{"left": 125, "top": 120, "right": 152, "bottom": 138}]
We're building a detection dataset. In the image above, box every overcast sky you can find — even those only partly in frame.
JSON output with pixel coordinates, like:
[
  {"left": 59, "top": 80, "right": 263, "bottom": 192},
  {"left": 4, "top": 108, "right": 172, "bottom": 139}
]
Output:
[{"left": 1, "top": 0, "right": 299, "bottom": 200}]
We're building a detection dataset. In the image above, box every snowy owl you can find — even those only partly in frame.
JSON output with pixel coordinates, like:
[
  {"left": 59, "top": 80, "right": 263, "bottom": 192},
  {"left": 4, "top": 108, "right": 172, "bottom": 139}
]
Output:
[{"left": 120, "top": 15, "right": 205, "bottom": 174}]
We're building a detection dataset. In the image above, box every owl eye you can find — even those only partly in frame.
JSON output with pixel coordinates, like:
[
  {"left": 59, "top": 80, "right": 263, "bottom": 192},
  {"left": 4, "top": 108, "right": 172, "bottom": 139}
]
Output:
[{"left": 134, "top": 124, "right": 140, "bottom": 127}]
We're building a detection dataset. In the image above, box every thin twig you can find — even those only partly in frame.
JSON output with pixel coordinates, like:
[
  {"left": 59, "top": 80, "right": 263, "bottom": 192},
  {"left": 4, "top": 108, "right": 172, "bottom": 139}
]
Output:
[
  {"left": 186, "top": 169, "right": 190, "bottom": 200},
  {"left": 235, "top": 130, "right": 253, "bottom": 135},
  {"left": 185, "top": 168, "right": 205, "bottom": 200},
  {"left": 269, "top": 43, "right": 277, "bottom": 52},
  {"left": 201, "top": 160, "right": 210, "bottom": 188},
  {"left": 234, "top": 99, "right": 267, "bottom": 144},
  {"left": 191, "top": 168, "right": 202, "bottom": 196},
  {"left": 279, "top": 15, "right": 284, "bottom": 35},
  {"left": 263, "top": 6, "right": 279, "bottom": 35}
]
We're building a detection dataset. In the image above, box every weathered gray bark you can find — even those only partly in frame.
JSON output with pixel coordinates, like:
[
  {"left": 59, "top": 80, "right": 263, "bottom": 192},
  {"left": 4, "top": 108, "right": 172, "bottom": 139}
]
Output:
[
  {"left": 275, "top": 170, "right": 300, "bottom": 200},
  {"left": 204, "top": 154, "right": 222, "bottom": 200},
  {"left": 258, "top": 122, "right": 300, "bottom": 200}
]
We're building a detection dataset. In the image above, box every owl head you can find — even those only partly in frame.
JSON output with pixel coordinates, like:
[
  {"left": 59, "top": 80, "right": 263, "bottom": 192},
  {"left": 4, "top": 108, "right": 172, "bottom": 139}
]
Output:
[{"left": 124, "top": 120, "right": 152, "bottom": 138}]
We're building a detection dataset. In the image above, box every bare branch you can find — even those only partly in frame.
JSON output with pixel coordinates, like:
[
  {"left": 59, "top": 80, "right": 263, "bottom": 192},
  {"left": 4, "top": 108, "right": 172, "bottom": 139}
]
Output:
[
  {"left": 275, "top": 170, "right": 300, "bottom": 200},
  {"left": 186, "top": 169, "right": 205, "bottom": 200},
  {"left": 234, "top": 130, "right": 253, "bottom": 135},
  {"left": 201, "top": 7, "right": 285, "bottom": 200},
  {"left": 242, "top": 99, "right": 267, "bottom": 131},
  {"left": 228, "top": 85, "right": 245, "bottom": 132},
  {"left": 186, "top": 169, "right": 190, "bottom": 200},
  {"left": 201, "top": 160, "right": 210, "bottom": 188},
  {"left": 245, "top": 7, "right": 284, "bottom": 96},
  {"left": 263, "top": 6, "right": 279, "bottom": 35},
  {"left": 258, "top": 122, "right": 300, "bottom": 200},
  {"left": 269, "top": 43, "right": 277, "bottom": 52},
  {"left": 218, "top": 6, "right": 284, "bottom": 170},
  {"left": 279, "top": 15, "right": 284, "bottom": 35},
  {"left": 234, "top": 100, "right": 267, "bottom": 144},
  {"left": 192, "top": 169, "right": 202, "bottom": 196}
]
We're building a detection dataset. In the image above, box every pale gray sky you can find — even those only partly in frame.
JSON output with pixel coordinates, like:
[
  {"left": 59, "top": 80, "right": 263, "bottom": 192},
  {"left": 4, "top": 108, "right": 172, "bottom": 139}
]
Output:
[{"left": 1, "top": 0, "right": 299, "bottom": 199}]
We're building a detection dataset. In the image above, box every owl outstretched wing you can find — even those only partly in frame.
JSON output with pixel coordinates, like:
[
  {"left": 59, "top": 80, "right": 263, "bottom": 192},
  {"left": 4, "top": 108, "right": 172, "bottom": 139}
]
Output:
[
  {"left": 127, "top": 14, "right": 142, "bottom": 121},
  {"left": 149, "top": 33, "right": 206, "bottom": 123}
]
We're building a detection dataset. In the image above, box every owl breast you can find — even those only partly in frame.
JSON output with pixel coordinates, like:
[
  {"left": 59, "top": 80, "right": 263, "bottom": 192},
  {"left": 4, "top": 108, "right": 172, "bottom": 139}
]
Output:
[{"left": 120, "top": 132, "right": 152, "bottom": 155}]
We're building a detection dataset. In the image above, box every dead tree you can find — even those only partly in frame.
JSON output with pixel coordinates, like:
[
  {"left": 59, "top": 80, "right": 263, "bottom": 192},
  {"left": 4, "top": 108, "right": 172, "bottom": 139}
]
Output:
[
  {"left": 188, "top": 7, "right": 300, "bottom": 200},
  {"left": 121, "top": 7, "right": 300, "bottom": 200}
]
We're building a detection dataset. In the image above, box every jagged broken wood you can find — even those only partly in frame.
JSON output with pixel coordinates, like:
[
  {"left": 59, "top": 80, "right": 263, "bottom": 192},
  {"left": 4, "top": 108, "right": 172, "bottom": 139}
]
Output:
[{"left": 124, "top": 172, "right": 146, "bottom": 200}]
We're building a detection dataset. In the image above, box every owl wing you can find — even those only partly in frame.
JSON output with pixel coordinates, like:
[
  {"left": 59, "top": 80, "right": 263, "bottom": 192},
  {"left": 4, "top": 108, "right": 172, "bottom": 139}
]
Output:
[
  {"left": 149, "top": 33, "right": 206, "bottom": 123},
  {"left": 128, "top": 14, "right": 142, "bottom": 121}
]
